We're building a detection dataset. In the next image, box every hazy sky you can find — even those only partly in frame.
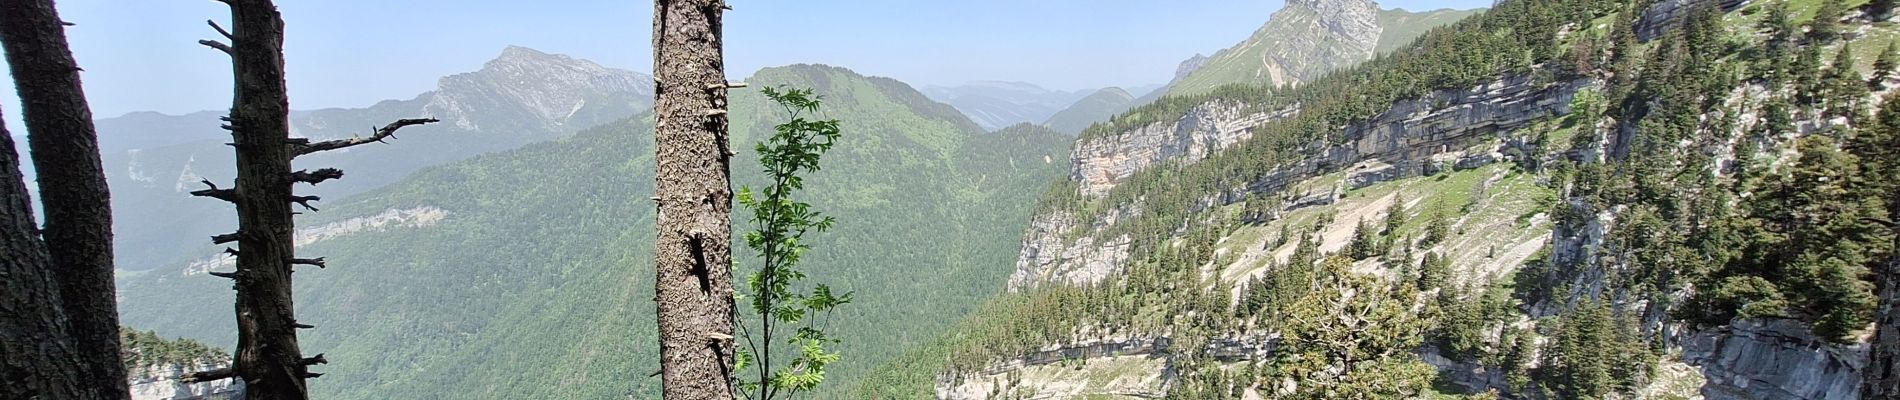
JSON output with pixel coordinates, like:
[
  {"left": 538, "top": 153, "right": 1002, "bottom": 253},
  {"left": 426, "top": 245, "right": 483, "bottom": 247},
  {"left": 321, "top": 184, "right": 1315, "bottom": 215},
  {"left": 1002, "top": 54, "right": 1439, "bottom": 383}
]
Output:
[{"left": 2, "top": 0, "right": 1489, "bottom": 120}]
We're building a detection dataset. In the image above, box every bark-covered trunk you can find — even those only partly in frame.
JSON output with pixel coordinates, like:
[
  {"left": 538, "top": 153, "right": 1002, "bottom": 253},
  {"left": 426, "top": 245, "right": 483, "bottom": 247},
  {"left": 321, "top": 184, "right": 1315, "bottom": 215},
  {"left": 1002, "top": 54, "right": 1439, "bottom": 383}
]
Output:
[
  {"left": 652, "top": 0, "right": 737, "bottom": 399},
  {"left": 0, "top": 1, "right": 127, "bottom": 398},
  {"left": 222, "top": 2, "right": 307, "bottom": 398},
  {"left": 1867, "top": 235, "right": 1900, "bottom": 400},
  {"left": 0, "top": 113, "right": 88, "bottom": 400},
  {"left": 187, "top": 2, "right": 435, "bottom": 398}
]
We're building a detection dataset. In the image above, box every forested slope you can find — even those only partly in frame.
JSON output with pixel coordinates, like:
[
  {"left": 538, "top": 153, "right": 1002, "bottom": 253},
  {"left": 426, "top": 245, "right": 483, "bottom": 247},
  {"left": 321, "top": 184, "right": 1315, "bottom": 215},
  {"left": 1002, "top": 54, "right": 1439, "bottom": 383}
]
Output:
[{"left": 864, "top": 0, "right": 1900, "bottom": 398}]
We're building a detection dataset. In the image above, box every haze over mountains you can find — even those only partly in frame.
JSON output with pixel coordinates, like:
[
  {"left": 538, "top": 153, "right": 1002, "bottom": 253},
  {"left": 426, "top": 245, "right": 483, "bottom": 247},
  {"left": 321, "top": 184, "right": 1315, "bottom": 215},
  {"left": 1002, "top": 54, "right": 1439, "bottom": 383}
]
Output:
[
  {"left": 118, "top": 63, "right": 1071, "bottom": 399},
  {"left": 100, "top": 46, "right": 652, "bottom": 271},
  {"left": 103, "top": 1, "right": 1500, "bottom": 398},
  {"left": 90, "top": 0, "right": 1900, "bottom": 399},
  {"left": 918, "top": 1, "right": 1481, "bottom": 137}
]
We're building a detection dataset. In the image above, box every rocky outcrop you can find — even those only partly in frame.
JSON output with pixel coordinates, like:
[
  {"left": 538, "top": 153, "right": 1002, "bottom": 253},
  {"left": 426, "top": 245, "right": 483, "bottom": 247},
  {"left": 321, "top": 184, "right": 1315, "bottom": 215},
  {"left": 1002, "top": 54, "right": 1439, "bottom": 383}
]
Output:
[
  {"left": 1009, "top": 210, "right": 1136, "bottom": 291},
  {"left": 1636, "top": 0, "right": 1750, "bottom": 41},
  {"left": 129, "top": 362, "right": 241, "bottom": 400},
  {"left": 1072, "top": 101, "right": 1295, "bottom": 197},
  {"left": 1017, "top": 73, "right": 1590, "bottom": 289},
  {"left": 936, "top": 335, "right": 1274, "bottom": 399},
  {"left": 182, "top": 207, "right": 448, "bottom": 277},
  {"left": 1683, "top": 319, "right": 1865, "bottom": 400}
]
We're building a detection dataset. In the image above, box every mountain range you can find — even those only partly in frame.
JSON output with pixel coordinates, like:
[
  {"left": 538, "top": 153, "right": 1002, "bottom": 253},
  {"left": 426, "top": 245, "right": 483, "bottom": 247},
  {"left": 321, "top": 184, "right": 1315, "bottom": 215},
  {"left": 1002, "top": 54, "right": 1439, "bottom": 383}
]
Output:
[
  {"left": 116, "top": 64, "right": 1072, "bottom": 399},
  {"left": 101, "top": 46, "right": 653, "bottom": 272}
]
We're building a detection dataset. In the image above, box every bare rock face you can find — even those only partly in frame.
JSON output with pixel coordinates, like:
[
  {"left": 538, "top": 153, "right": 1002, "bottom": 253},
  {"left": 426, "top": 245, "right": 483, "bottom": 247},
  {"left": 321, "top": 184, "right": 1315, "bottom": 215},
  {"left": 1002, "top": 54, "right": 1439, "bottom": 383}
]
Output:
[
  {"left": 1009, "top": 210, "right": 1135, "bottom": 291},
  {"left": 1014, "top": 74, "right": 1588, "bottom": 289},
  {"left": 1683, "top": 319, "right": 1866, "bottom": 400},
  {"left": 129, "top": 362, "right": 241, "bottom": 400},
  {"left": 1070, "top": 100, "right": 1295, "bottom": 197},
  {"left": 1636, "top": 0, "right": 1750, "bottom": 41}
]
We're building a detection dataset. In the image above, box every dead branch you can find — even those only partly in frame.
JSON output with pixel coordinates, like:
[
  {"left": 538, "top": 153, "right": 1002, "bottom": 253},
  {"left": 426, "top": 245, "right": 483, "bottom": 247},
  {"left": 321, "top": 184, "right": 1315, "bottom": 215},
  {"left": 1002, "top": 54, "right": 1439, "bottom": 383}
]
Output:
[
  {"left": 182, "top": 367, "right": 235, "bottom": 383},
  {"left": 198, "top": 39, "right": 231, "bottom": 55},
  {"left": 190, "top": 179, "right": 237, "bottom": 202},
  {"left": 290, "top": 195, "right": 321, "bottom": 211},
  {"left": 206, "top": 20, "right": 233, "bottom": 39},
  {"left": 291, "top": 118, "right": 439, "bottom": 157},
  {"left": 288, "top": 257, "right": 326, "bottom": 268},
  {"left": 290, "top": 168, "right": 345, "bottom": 185}
]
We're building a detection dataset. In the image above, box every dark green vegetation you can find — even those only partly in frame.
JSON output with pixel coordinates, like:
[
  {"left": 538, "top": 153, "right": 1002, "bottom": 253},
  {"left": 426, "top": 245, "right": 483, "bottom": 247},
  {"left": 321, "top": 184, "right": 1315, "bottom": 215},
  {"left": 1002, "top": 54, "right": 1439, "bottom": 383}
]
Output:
[
  {"left": 116, "top": 65, "right": 1072, "bottom": 399},
  {"left": 120, "top": 328, "right": 226, "bottom": 373},
  {"left": 1375, "top": 8, "right": 1486, "bottom": 54},
  {"left": 864, "top": 0, "right": 1900, "bottom": 397}
]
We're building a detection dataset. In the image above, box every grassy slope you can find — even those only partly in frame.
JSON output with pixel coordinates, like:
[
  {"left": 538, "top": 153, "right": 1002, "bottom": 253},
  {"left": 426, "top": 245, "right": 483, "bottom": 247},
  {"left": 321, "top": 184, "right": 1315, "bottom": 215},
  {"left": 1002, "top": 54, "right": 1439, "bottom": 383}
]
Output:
[
  {"left": 1377, "top": 8, "right": 1486, "bottom": 54},
  {"left": 116, "top": 64, "right": 1073, "bottom": 399}
]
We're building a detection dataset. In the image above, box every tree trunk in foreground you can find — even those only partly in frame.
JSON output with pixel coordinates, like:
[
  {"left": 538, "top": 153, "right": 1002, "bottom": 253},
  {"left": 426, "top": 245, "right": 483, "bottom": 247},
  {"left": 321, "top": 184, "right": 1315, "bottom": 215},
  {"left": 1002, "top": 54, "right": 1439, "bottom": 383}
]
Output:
[
  {"left": 223, "top": 2, "right": 309, "bottom": 399},
  {"left": 653, "top": 0, "right": 737, "bottom": 399},
  {"left": 0, "top": 112, "right": 88, "bottom": 400},
  {"left": 0, "top": 1, "right": 128, "bottom": 398}
]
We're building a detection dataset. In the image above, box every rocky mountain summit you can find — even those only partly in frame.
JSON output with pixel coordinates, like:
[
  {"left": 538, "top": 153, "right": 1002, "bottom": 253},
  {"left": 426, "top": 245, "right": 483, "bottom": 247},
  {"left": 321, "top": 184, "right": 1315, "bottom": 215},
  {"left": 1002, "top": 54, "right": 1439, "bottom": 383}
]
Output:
[{"left": 1167, "top": 0, "right": 1386, "bottom": 96}]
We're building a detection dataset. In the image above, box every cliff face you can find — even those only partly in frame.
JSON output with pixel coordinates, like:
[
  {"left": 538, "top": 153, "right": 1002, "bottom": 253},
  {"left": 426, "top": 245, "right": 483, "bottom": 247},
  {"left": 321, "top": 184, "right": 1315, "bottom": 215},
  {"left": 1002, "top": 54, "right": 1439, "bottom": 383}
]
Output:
[
  {"left": 1013, "top": 74, "right": 1587, "bottom": 290},
  {"left": 128, "top": 362, "right": 240, "bottom": 400},
  {"left": 1684, "top": 319, "right": 1866, "bottom": 400},
  {"left": 1070, "top": 100, "right": 1294, "bottom": 198}
]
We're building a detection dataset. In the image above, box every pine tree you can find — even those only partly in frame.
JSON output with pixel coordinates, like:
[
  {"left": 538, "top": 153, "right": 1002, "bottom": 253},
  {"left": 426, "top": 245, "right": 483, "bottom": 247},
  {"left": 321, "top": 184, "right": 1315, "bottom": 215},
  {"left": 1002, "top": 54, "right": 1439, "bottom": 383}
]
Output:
[
  {"left": 1271, "top": 256, "right": 1434, "bottom": 398},
  {"left": 1347, "top": 219, "right": 1380, "bottom": 260},
  {"left": 1422, "top": 209, "right": 1452, "bottom": 247},
  {"left": 1383, "top": 196, "right": 1407, "bottom": 236},
  {"left": 1545, "top": 301, "right": 1616, "bottom": 399},
  {"left": 1417, "top": 252, "right": 1451, "bottom": 291},
  {"left": 1828, "top": 42, "right": 1870, "bottom": 119},
  {"left": 1857, "top": 90, "right": 1900, "bottom": 400},
  {"left": 1874, "top": 41, "right": 1899, "bottom": 88},
  {"left": 1810, "top": 0, "right": 1848, "bottom": 43},
  {"left": 0, "top": 1, "right": 128, "bottom": 398},
  {"left": 1752, "top": 2, "right": 1796, "bottom": 82}
]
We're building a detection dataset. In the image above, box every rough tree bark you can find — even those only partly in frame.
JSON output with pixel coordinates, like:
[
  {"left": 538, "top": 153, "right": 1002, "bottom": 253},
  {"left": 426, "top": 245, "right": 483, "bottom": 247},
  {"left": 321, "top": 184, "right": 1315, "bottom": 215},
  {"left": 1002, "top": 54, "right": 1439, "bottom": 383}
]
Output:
[
  {"left": 187, "top": 2, "right": 435, "bottom": 399},
  {"left": 0, "top": 1, "right": 128, "bottom": 398},
  {"left": 0, "top": 112, "right": 89, "bottom": 400},
  {"left": 653, "top": 0, "right": 738, "bottom": 399}
]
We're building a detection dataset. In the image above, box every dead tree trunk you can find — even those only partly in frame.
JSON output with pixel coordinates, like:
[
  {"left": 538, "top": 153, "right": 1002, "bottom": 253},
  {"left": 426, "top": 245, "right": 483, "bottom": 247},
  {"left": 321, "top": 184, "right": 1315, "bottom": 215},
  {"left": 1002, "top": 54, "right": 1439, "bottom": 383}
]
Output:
[
  {"left": 0, "top": 112, "right": 89, "bottom": 400},
  {"left": 188, "top": 2, "right": 435, "bottom": 399},
  {"left": 652, "top": 0, "right": 737, "bottom": 399},
  {"left": 0, "top": 1, "right": 127, "bottom": 398}
]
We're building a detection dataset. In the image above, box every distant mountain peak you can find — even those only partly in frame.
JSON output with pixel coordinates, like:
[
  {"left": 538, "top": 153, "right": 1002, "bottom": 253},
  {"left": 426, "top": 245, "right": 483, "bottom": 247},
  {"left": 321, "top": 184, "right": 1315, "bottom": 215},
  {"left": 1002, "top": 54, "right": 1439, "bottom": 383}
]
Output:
[{"left": 423, "top": 46, "right": 653, "bottom": 131}]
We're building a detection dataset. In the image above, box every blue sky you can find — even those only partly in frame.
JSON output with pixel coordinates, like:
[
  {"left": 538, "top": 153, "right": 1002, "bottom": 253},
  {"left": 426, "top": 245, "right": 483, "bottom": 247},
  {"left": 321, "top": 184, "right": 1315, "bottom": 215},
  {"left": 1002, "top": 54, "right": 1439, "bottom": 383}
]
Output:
[{"left": 2, "top": 0, "right": 1489, "bottom": 120}]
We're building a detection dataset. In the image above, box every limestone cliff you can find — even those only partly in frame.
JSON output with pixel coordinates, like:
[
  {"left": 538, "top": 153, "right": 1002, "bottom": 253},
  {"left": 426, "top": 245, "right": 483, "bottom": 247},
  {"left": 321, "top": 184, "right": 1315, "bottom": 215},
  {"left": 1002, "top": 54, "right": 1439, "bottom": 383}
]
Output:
[
  {"left": 1013, "top": 73, "right": 1587, "bottom": 290},
  {"left": 1684, "top": 319, "right": 1865, "bottom": 400}
]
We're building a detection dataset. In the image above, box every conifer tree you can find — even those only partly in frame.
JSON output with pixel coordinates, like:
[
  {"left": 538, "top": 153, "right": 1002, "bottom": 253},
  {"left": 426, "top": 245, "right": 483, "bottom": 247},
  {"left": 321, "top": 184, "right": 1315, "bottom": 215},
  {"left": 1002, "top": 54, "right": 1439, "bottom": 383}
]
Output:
[
  {"left": 1875, "top": 41, "right": 1900, "bottom": 88},
  {"left": 1811, "top": 0, "right": 1848, "bottom": 43},
  {"left": 1829, "top": 42, "right": 1870, "bottom": 119}
]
